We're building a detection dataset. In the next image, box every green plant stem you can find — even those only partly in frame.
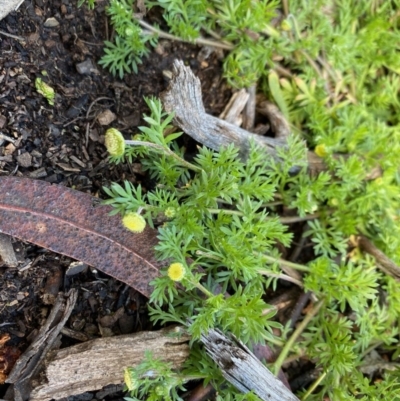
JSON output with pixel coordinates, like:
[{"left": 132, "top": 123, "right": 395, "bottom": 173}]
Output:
[
  {"left": 207, "top": 208, "right": 243, "bottom": 216},
  {"left": 137, "top": 19, "right": 234, "bottom": 50},
  {"left": 192, "top": 281, "right": 214, "bottom": 298},
  {"left": 207, "top": 208, "right": 318, "bottom": 224},
  {"left": 273, "top": 299, "right": 324, "bottom": 376},
  {"left": 301, "top": 371, "right": 327, "bottom": 400},
  {"left": 262, "top": 254, "right": 310, "bottom": 272},
  {"left": 125, "top": 140, "right": 202, "bottom": 172},
  {"left": 279, "top": 213, "right": 319, "bottom": 224},
  {"left": 195, "top": 250, "right": 222, "bottom": 261},
  {"left": 184, "top": 276, "right": 214, "bottom": 298},
  {"left": 282, "top": 0, "right": 289, "bottom": 16}
]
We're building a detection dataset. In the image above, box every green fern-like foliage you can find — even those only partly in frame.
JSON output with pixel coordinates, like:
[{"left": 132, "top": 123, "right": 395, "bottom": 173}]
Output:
[{"left": 93, "top": 0, "right": 400, "bottom": 399}]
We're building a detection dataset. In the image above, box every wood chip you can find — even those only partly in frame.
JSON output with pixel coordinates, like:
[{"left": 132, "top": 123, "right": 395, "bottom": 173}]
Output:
[
  {"left": 29, "top": 167, "right": 47, "bottom": 178},
  {"left": 242, "top": 84, "right": 256, "bottom": 131},
  {"left": 4, "top": 143, "right": 16, "bottom": 155},
  {"left": 0, "top": 115, "right": 7, "bottom": 129},
  {"left": 0, "top": 233, "right": 18, "bottom": 267},
  {"left": 219, "top": 89, "right": 249, "bottom": 126},
  {"left": 16, "top": 152, "right": 32, "bottom": 168},
  {"left": 69, "top": 155, "right": 86, "bottom": 168},
  {"left": 56, "top": 162, "right": 81, "bottom": 172},
  {"left": 43, "top": 17, "right": 59, "bottom": 27},
  {"left": 97, "top": 109, "right": 116, "bottom": 126}
]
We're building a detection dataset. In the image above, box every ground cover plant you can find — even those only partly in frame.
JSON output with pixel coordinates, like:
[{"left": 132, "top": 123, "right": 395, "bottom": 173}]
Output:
[{"left": 88, "top": 0, "right": 400, "bottom": 400}]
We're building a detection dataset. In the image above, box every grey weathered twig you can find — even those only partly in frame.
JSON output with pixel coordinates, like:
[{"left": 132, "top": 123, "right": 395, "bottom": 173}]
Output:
[{"left": 201, "top": 329, "right": 300, "bottom": 401}]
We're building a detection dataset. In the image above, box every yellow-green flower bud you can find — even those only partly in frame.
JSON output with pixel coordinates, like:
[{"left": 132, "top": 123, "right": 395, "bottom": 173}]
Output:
[
  {"left": 329, "top": 198, "right": 339, "bottom": 207},
  {"left": 122, "top": 212, "right": 146, "bottom": 233},
  {"left": 105, "top": 128, "right": 125, "bottom": 157},
  {"left": 125, "top": 27, "right": 134, "bottom": 36},
  {"left": 155, "top": 386, "right": 164, "bottom": 396},
  {"left": 314, "top": 144, "right": 328, "bottom": 158},
  {"left": 164, "top": 207, "right": 176, "bottom": 218},
  {"left": 124, "top": 368, "right": 137, "bottom": 391},
  {"left": 167, "top": 263, "right": 185, "bottom": 282},
  {"left": 281, "top": 19, "right": 292, "bottom": 31}
]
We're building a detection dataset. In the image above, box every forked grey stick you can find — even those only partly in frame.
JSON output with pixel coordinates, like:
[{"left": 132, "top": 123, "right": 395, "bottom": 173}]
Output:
[
  {"left": 161, "top": 60, "right": 326, "bottom": 174},
  {"left": 162, "top": 60, "right": 289, "bottom": 161}
]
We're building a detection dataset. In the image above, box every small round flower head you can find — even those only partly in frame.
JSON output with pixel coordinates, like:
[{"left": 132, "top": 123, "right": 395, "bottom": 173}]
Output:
[
  {"left": 167, "top": 263, "right": 185, "bottom": 282},
  {"left": 314, "top": 144, "right": 328, "bottom": 158},
  {"left": 281, "top": 19, "right": 292, "bottom": 31},
  {"left": 164, "top": 207, "right": 176, "bottom": 218},
  {"left": 105, "top": 128, "right": 125, "bottom": 157},
  {"left": 155, "top": 386, "right": 164, "bottom": 396},
  {"left": 122, "top": 212, "right": 146, "bottom": 233},
  {"left": 124, "top": 368, "right": 137, "bottom": 391}
]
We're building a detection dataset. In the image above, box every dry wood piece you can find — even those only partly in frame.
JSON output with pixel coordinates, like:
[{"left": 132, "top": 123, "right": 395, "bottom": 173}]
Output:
[
  {"left": 0, "top": 333, "right": 21, "bottom": 384},
  {"left": 6, "top": 290, "right": 78, "bottom": 401},
  {"left": 30, "top": 326, "right": 190, "bottom": 401},
  {"left": 162, "top": 60, "right": 289, "bottom": 161},
  {"left": 0, "top": 0, "right": 24, "bottom": 22},
  {"left": 358, "top": 235, "right": 400, "bottom": 279},
  {"left": 219, "top": 89, "right": 249, "bottom": 126},
  {"left": 242, "top": 84, "right": 256, "bottom": 131},
  {"left": 201, "top": 329, "right": 299, "bottom": 401},
  {"left": 0, "top": 233, "right": 18, "bottom": 267},
  {"left": 257, "top": 100, "right": 291, "bottom": 140}
]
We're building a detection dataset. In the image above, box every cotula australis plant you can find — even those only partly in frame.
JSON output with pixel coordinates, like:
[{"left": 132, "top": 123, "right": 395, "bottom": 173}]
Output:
[{"left": 86, "top": 0, "right": 400, "bottom": 399}]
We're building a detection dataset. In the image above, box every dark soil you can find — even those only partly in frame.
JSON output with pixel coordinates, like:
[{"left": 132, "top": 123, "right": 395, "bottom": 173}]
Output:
[{"left": 0, "top": 0, "right": 232, "bottom": 399}]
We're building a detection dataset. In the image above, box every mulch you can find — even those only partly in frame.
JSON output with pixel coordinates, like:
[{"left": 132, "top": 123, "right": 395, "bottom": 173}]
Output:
[{"left": 0, "top": 0, "right": 232, "bottom": 399}]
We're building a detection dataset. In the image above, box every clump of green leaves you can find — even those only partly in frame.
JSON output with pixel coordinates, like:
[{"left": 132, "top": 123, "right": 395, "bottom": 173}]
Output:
[
  {"left": 82, "top": 0, "right": 282, "bottom": 86},
  {"left": 104, "top": 92, "right": 400, "bottom": 400},
  {"left": 35, "top": 77, "right": 55, "bottom": 106},
  {"left": 124, "top": 351, "right": 187, "bottom": 401},
  {"left": 97, "top": 0, "right": 158, "bottom": 78}
]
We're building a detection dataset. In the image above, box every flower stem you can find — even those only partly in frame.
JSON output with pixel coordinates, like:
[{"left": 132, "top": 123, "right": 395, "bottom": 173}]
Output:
[
  {"left": 192, "top": 280, "right": 214, "bottom": 298},
  {"left": 301, "top": 371, "right": 327, "bottom": 400},
  {"left": 125, "top": 140, "right": 202, "bottom": 172},
  {"left": 273, "top": 299, "right": 324, "bottom": 375},
  {"left": 137, "top": 19, "right": 234, "bottom": 50},
  {"left": 257, "top": 270, "right": 304, "bottom": 287},
  {"left": 262, "top": 254, "right": 310, "bottom": 272}
]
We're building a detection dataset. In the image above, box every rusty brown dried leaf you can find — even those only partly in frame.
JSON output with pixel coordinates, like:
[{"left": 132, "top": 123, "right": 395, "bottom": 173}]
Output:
[{"left": 0, "top": 176, "right": 163, "bottom": 297}]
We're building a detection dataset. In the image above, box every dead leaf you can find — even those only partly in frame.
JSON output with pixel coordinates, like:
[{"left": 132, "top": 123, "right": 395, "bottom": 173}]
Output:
[
  {"left": 0, "top": 333, "right": 21, "bottom": 384},
  {"left": 0, "top": 176, "right": 163, "bottom": 297}
]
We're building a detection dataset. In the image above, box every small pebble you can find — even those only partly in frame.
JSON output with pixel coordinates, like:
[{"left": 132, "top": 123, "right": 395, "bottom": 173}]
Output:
[{"left": 76, "top": 59, "right": 95, "bottom": 75}]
